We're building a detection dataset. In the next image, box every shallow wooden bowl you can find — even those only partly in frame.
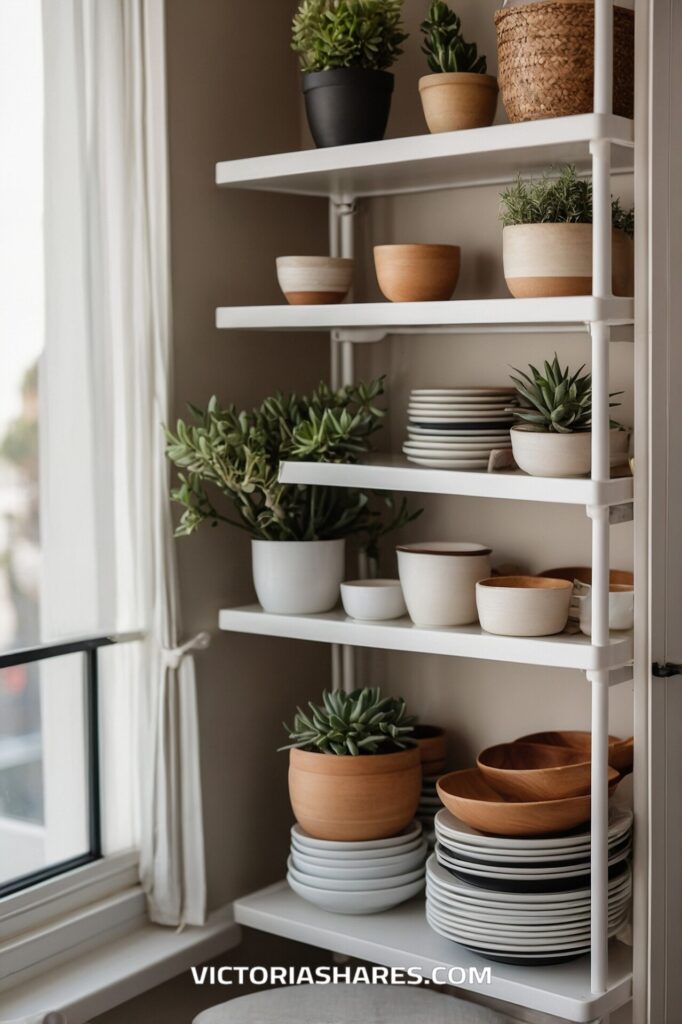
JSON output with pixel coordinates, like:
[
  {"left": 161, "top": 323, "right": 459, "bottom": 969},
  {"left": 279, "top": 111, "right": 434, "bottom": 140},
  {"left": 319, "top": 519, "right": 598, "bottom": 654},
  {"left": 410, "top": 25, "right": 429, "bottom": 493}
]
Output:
[
  {"left": 539, "top": 566, "right": 634, "bottom": 587},
  {"left": 517, "top": 730, "right": 634, "bottom": 776},
  {"left": 436, "top": 768, "right": 618, "bottom": 837},
  {"left": 477, "top": 741, "right": 619, "bottom": 801}
]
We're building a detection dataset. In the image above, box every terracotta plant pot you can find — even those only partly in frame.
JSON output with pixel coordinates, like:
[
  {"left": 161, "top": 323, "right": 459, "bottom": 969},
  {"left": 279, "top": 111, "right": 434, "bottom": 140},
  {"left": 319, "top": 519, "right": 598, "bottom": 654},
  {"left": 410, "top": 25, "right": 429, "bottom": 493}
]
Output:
[
  {"left": 413, "top": 725, "right": 448, "bottom": 777},
  {"left": 374, "top": 244, "right": 461, "bottom": 303},
  {"left": 288, "top": 746, "right": 421, "bottom": 842},
  {"left": 418, "top": 72, "right": 498, "bottom": 133},
  {"left": 302, "top": 68, "right": 394, "bottom": 148},
  {"left": 511, "top": 426, "right": 631, "bottom": 478},
  {"left": 502, "top": 224, "right": 634, "bottom": 298},
  {"left": 276, "top": 256, "right": 353, "bottom": 305}
]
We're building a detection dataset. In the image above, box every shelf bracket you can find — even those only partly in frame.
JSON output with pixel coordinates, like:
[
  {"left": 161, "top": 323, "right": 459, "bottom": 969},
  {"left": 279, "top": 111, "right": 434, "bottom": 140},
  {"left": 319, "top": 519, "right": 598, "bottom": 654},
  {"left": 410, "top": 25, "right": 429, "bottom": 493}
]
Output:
[
  {"left": 332, "top": 329, "right": 387, "bottom": 345},
  {"left": 587, "top": 665, "right": 634, "bottom": 688},
  {"left": 609, "top": 502, "right": 633, "bottom": 525}
]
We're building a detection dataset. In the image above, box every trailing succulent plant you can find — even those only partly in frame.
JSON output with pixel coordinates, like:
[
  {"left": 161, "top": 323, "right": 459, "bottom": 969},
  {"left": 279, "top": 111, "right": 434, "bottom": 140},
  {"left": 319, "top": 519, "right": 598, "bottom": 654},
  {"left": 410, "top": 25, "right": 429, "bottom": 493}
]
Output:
[
  {"left": 292, "top": 0, "right": 408, "bottom": 73},
  {"left": 165, "top": 378, "right": 421, "bottom": 548},
  {"left": 281, "top": 687, "right": 417, "bottom": 756},
  {"left": 499, "top": 165, "right": 634, "bottom": 237},
  {"left": 510, "top": 355, "right": 622, "bottom": 434},
  {"left": 420, "top": 0, "right": 487, "bottom": 74}
]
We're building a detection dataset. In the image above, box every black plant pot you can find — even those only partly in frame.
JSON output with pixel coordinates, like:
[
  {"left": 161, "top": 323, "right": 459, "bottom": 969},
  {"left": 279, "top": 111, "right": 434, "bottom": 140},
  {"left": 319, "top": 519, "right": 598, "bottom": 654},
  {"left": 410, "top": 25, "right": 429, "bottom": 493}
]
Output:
[{"left": 303, "top": 68, "right": 394, "bottom": 148}]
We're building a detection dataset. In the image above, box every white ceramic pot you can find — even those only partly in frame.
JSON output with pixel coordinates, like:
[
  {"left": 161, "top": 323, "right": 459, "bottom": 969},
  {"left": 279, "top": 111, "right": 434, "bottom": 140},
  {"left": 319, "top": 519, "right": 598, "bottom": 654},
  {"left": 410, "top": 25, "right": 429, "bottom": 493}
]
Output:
[
  {"left": 251, "top": 539, "right": 345, "bottom": 614},
  {"left": 397, "top": 542, "right": 492, "bottom": 627},
  {"left": 511, "top": 427, "right": 631, "bottom": 478},
  {"left": 476, "top": 576, "right": 572, "bottom": 637},
  {"left": 340, "top": 579, "right": 407, "bottom": 621},
  {"left": 574, "top": 580, "right": 635, "bottom": 636},
  {"left": 502, "top": 224, "right": 634, "bottom": 298},
  {"left": 276, "top": 256, "right": 353, "bottom": 305}
]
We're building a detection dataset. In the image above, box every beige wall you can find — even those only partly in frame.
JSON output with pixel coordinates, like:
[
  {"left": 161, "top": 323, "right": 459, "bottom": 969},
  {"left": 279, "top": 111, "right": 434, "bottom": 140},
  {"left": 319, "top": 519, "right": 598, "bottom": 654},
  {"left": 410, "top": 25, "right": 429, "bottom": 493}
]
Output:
[{"left": 96, "top": 1, "right": 634, "bottom": 1021}]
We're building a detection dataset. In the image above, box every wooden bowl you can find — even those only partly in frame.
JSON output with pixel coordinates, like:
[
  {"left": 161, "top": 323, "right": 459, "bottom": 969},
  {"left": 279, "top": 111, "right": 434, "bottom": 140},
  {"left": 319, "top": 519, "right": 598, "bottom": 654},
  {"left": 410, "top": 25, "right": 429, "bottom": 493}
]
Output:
[
  {"left": 436, "top": 768, "right": 618, "bottom": 837},
  {"left": 476, "top": 576, "right": 572, "bottom": 637},
  {"left": 517, "top": 730, "right": 634, "bottom": 776},
  {"left": 477, "top": 741, "right": 620, "bottom": 801},
  {"left": 539, "top": 567, "right": 634, "bottom": 587},
  {"left": 413, "top": 725, "right": 448, "bottom": 777},
  {"left": 374, "top": 244, "right": 461, "bottom": 303}
]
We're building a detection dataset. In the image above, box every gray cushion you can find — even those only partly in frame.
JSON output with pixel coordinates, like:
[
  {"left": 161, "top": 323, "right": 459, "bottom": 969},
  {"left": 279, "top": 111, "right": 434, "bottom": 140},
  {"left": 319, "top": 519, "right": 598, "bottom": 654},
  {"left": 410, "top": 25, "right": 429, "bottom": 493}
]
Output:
[{"left": 194, "top": 984, "right": 512, "bottom": 1024}]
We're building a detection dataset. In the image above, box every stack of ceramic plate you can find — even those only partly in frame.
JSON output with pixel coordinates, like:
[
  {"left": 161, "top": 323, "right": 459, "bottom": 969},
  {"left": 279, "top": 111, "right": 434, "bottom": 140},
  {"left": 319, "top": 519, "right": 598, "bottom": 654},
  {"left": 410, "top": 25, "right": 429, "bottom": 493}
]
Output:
[
  {"left": 287, "top": 821, "right": 427, "bottom": 915},
  {"left": 425, "top": 806, "right": 633, "bottom": 964},
  {"left": 404, "top": 388, "right": 517, "bottom": 469},
  {"left": 417, "top": 776, "right": 441, "bottom": 848}
]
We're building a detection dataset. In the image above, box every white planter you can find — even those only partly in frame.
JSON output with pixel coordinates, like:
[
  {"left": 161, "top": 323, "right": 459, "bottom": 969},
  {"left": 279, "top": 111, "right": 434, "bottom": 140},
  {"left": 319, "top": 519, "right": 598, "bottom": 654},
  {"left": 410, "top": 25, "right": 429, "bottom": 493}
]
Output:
[
  {"left": 511, "top": 427, "right": 631, "bottom": 478},
  {"left": 397, "top": 542, "right": 492, "bottom": 627},
  {"left": 251, "top": 539, "right": 345, "bottom": 614},
  {"left": 276, "top": 256, "right": 353, "bottom": 305},
  {"left": 502, "top": 224, "right": 634, "bottom": 298}
]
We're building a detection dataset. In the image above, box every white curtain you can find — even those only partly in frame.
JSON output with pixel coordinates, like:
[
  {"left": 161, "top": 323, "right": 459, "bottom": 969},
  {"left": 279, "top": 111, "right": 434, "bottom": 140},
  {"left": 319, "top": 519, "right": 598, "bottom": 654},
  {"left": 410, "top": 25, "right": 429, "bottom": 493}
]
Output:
[{"left": 41, "top": 0, "right": 207, "bottom": 926}]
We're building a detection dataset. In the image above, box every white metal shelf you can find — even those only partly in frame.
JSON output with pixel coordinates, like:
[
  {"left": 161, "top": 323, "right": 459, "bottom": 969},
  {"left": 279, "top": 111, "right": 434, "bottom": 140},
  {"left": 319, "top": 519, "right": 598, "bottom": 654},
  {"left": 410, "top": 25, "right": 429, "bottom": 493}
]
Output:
[
  {"left": 219, "top": 605, "right": 632, "bottom": 671},
  {"left": 279, "top": 455, "right": 634, "bottom": 507},
  {"left": 216, "top": 114, "right": 633, "bottom": 198},
  {"left": 234, "top": 883, "right": 632, "bottom": 1024},
  {"left": 216, "top": 296, "right": 634, "bottom": 335}
]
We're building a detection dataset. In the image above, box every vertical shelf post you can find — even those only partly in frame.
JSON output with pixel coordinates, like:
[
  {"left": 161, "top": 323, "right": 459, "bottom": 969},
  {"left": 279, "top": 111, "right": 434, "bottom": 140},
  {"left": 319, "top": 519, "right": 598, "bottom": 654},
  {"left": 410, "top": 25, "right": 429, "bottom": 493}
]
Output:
[
  {"left": 329, "top": 195, "right": 358, "bottom": 693},
  {"left": 588, "top": 0, "right": 615, "bottom": 988}
]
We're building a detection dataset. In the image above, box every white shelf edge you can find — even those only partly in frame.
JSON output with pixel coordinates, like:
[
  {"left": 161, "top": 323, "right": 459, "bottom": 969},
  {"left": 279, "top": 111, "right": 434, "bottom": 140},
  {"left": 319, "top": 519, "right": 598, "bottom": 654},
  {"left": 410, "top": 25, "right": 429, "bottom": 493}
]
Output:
[
  {"left": 218, "top": 606, "right": 633, "bottom": 671},
  {"left": 278, "top": 457, "right": 634, "bottom": 507},
  {"left": 216, "top": 114, "right": 634, "bottom": 199},
  {"left": 215, "top": 297, "right": 634, "bottom": 332},
  {"left": 234, "top": 883, "right": 632, "bottom": 1024}
]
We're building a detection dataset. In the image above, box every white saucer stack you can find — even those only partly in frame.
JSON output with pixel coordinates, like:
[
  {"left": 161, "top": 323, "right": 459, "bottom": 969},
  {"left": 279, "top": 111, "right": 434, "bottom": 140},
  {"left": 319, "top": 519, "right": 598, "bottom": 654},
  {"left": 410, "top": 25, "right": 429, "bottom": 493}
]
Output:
[
  {"left": 425, "top": 807, "right": 633, "bottom": 964},
  {"left": 287, "top": 821, "right": 427, "bottom": 914},
  {"left": 404, "top": 388, "right": 517, "bottom": 469}
]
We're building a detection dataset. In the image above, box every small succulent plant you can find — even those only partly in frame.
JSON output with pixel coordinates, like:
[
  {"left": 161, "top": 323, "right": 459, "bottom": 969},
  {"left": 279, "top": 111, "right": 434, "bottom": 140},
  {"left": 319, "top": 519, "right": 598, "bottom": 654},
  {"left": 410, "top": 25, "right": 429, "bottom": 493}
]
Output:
[
  {"left": 420, "top": 1, "right": 487, "bottom": 74},
  {"left": 280, "top": 687, "right": 417, "bottom": 755},
  {"left": 292, "top": 0, "right": 408, "bottom": 74},
  {"left": 499, "top": 165, "right": 634, "bottom": 237},
  {"left": 510, "top": 355, "right": 622, "bottom": 434}
]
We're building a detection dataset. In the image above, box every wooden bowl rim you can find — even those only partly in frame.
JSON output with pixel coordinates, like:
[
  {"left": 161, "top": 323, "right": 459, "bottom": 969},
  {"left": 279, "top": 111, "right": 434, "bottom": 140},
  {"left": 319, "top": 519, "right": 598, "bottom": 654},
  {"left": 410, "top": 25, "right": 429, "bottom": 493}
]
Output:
[
  {"left": 478, "top": 575, "right": 573, "bottom": 591},
  {"left": 478, "top": 741, "right": 591, "bottom": 774},
  {"left": 437, "top": 767, "right": 617, "bottom": 809}
]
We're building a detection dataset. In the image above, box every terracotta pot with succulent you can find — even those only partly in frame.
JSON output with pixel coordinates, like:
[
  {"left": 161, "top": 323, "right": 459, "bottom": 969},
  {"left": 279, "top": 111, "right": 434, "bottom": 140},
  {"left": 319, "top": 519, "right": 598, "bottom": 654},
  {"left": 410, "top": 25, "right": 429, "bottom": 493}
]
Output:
[
  {"left": 418, "top": 1, "right": 498, "bottom": 133},
  {"left": 509, "top": 355, "right": 629, "bottom": 478},
  {"left": 292, "top": 0, "right": 408, "bottom": 148},
  {"left": 281, "top": 687, "right": 421, "bottom": 841},
  {"left": 500, "top": 165, "right": 635, "bottom": 298},
  {"left": 165, "top": 378, "right": 421, "bottom": 614}
]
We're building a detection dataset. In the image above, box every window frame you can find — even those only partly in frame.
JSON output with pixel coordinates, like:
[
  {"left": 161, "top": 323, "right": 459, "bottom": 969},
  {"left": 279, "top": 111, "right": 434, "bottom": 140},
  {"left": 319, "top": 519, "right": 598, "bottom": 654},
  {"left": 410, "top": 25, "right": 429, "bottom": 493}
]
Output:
[{"left": 0, "top": 632, "right": 143, "bottom": 900}]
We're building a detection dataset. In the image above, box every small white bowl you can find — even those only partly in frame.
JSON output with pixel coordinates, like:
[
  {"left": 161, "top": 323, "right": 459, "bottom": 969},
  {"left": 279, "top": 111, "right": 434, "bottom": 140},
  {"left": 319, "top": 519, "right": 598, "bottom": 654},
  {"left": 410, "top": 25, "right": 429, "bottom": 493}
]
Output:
[
  {"left": 290, "top": 840, "right": 428, "bottom": 879},
  {"left": 287, "top": 857, "right": 425, "bottom": 892},
  {"left": 276, "top": 256, "right": 353, "bottom": 305},
  {"left": 476, "top": 576, "right": 572, "bottom": 637},
  {"left": 290, "top": 821, "right": 422, "bottom": 857},
  {"left": 340, "top": 579, "right": 407, "bottom": 621},
  {"left": 574, "top": 580, "right": 635, "bottom": 635},
  {"left": 287, "top": 872, "right": 425, "bottom": 914}
]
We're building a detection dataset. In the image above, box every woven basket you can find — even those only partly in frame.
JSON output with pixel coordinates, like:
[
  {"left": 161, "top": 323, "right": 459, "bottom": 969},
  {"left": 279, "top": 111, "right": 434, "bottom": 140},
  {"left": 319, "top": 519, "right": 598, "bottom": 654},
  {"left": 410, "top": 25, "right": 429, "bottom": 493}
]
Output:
[{"left": 495, "top": 0, "right": 634, "bottom": 123}]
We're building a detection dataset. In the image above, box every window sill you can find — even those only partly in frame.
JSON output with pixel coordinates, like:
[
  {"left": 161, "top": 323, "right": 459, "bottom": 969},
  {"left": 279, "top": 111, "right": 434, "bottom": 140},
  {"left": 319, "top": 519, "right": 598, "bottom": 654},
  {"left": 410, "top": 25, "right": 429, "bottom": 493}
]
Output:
[{"left": 0, "top": 904, "right": 240, "bottom": 1023}]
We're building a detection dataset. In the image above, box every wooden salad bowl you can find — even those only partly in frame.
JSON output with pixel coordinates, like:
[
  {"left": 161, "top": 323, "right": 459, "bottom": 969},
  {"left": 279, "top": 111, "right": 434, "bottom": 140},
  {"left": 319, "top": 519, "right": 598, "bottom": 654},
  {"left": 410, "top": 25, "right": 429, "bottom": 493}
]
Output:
[
  {"left": 517, "top": 731, "right": 634, "bottom": 776},
  {"left": 436, "top": 768, "right": 619, "bottom": 837},
  {"left": 477, "top": 741, "right": 619, "bottom": 801}
]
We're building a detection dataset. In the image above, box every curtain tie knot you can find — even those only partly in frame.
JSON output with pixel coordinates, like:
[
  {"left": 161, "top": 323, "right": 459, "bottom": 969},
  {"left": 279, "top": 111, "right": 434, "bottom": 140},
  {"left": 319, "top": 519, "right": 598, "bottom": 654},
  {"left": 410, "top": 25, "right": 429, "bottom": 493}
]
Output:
[{"left": 162, "top": 631, "right": 211, "bottom": 670}]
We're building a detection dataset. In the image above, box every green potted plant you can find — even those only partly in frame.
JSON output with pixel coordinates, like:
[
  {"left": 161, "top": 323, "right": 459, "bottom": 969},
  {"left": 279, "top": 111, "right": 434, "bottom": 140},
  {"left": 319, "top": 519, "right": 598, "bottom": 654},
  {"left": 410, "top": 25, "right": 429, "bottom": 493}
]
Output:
[
  {"left": 509, "top": 355, "right": 629, "bottom": 478},
  {"left": 165, "top": 378, "right": 419, "bottom": 614},
  {"left": 499, "top": 165, "right": 635, "bottom": 298},
  {"left": 418, "top": 1, "right": 497, "bottom": 133},
  {"left": 281, "top": 686, "right": 421, "bottom": 840},
  {"left": 292, "top": 0, "right": 408, "bottom": 148}
]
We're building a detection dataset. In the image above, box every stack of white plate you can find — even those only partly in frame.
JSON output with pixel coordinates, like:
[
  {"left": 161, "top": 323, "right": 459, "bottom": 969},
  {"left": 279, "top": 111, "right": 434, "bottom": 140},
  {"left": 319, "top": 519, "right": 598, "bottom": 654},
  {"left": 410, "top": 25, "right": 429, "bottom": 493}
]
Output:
[
  {"left": 425, "top": 807, "right": 633, "bottom": 964},
  {"left": 417, "top": 776, "right": 441, "bottom": 848},
  {"left": 404, "top": 388, "right": 517, "bottom": 470},
  {"left": 287, "top": 821, "right": 427, "bottom": 915}
]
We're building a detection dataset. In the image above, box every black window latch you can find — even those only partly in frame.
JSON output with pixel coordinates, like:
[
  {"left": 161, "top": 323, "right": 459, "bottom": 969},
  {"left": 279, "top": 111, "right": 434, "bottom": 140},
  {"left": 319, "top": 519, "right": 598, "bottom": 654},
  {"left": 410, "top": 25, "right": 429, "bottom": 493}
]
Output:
[{"left": 652, "top": 662, "right": 682, "bottom": 678}]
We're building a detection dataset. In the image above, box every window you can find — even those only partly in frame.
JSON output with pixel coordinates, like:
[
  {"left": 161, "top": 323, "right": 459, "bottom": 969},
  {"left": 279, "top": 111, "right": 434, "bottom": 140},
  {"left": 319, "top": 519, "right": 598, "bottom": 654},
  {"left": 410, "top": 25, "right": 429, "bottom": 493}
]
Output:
[{"left": 0, "top": 1, "right": 141, "bottom": 900}]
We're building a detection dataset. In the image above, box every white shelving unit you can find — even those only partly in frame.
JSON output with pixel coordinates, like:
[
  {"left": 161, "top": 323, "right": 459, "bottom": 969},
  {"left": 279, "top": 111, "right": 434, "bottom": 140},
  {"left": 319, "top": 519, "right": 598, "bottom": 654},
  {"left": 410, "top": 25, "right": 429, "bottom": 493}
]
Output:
[
  {"left": 219, "top": 605, "right": 632, "bottom": 673},
  {"left": 216, "top": 3, "right": 636, "bottom": 1018},
  {"left": 233, "top": 883, "right": 632, "bottom": 1024}
]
